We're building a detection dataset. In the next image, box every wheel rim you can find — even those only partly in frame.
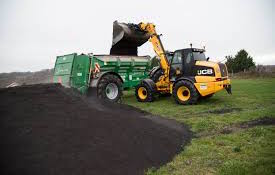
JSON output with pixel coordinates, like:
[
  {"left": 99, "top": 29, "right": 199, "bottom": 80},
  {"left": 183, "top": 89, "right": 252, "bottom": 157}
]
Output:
[
  {"left": 105, "top": 83, "right": 119, "bottom": 100},
  {"left": 138, "top": 87, "right": 147, "bottom": 100},
  {"left": 177, "top": 86, "right": 190, "bottom": 101}
]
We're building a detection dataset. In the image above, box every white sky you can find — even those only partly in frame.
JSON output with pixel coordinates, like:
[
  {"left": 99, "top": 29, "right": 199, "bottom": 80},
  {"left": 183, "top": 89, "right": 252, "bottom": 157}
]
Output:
[{"left": 0, "top": 0, "right": 274, "bottom": 73}]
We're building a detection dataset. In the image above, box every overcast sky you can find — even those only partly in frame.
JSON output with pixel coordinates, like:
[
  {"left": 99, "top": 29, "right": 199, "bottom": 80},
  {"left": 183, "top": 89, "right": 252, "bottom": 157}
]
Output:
[{"left": 0, "top": 0, "right": 274, "bottom": 73}]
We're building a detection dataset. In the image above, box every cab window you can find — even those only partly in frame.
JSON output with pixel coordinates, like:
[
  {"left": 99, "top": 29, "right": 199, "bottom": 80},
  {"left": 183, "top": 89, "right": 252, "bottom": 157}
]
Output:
[
  {"left": 172, "top": 51, "right": 182, "bottom": 64},
  {"left": 166, "top": 53, "right": 174, "bottom": 64},
  {"left": 193, "top": 52, "right": 206, "bottom": 61},
  {"left": 186, "top": 52, "right": 192, "bottom": 64}
]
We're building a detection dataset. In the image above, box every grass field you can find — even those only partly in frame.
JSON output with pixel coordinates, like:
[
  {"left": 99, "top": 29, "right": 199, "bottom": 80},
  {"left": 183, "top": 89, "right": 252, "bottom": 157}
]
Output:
[{"left": 123, "top": 78, "right": 275, "bottom": 175}]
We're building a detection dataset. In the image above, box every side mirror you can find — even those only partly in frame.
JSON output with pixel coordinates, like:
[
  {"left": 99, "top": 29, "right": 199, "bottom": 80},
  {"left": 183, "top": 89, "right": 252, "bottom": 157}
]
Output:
[{"left": 207, "top": 57, "right": 210, "bottom": 61}]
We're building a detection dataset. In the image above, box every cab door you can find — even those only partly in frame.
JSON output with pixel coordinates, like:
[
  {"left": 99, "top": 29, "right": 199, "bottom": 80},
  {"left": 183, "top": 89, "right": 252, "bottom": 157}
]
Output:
[
  {"left": 182, "top": 50, "right": 195, "bottom": 75},
  {"left": 170, "top": 51, "right": 183, "bottom": 79}
]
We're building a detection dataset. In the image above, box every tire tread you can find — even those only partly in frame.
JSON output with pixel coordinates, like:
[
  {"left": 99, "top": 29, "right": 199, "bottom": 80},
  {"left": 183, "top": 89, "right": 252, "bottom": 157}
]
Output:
[
  {"left": 97, "top": 74, "right": 122, "bottom": 102},
  {"left": 172, "top": 80, "right": 199, "bottom": 105}
]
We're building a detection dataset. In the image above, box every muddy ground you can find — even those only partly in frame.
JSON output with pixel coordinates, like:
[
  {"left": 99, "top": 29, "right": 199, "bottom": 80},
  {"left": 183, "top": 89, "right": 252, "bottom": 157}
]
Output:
[
  {"left": 0, "top": 84, "right": 191, "bottom": 175},
  {"left": 197, "top": 116, "right": 275, "bottom": 137}
]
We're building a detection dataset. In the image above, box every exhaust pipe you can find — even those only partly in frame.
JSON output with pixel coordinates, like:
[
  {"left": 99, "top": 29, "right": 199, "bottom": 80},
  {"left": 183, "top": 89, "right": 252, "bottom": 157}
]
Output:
[{"left": 110, "top": 21, "right": 150, "bottom": 56}]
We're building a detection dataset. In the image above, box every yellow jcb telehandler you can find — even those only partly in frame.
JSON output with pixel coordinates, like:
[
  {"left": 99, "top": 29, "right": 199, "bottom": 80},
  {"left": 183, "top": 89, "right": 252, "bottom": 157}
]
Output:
[{"left": 112, "top": 22, "right": 231, "bottom": 105}]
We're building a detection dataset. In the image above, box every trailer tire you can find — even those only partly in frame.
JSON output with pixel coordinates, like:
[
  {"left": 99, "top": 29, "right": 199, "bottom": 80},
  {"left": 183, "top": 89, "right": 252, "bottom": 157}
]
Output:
[
  {"left": 97, "top": 74, "right": 122, "bottom": 102},
  {"left": 173, "top": 80, "right": 199, "bottom": 105}
]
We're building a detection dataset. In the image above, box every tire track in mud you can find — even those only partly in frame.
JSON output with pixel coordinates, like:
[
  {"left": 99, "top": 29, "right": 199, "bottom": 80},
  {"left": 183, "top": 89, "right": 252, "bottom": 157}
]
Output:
[{"left": 196, "top": 117, "right": 275, "bottom": 138}]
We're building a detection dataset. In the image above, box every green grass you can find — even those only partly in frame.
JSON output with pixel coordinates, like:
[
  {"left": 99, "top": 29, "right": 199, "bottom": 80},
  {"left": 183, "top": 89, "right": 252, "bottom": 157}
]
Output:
[{"left": 123, "top": 78, "right": 275, "bottom": 175}]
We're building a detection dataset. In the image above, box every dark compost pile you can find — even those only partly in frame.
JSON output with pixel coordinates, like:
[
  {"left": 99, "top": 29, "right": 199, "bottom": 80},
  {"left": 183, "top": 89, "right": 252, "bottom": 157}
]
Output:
[{"left": 0, "top": 84, "right": 191, "bottom": 175}]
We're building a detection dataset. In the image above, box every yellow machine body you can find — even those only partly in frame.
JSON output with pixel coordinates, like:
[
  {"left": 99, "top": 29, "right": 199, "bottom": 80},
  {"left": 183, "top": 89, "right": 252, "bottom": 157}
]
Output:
[
  {"left": 193, "top": 61, "right": 230, "bottom": 96},
  {"left": 116, "top": 21, "right": 232, "bottom": 104}
]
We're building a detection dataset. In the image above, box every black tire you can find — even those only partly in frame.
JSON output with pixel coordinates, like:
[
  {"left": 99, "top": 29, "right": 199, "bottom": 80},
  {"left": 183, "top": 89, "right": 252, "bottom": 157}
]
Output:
[
  {"left": 135, "top": 83, "right": 155, "bottom": 102},
  {"left": 97, "top": 74, "right": 122, "bottom": 102},
  {"left": 150, "top": 69, "right": 171, "bottom": 97},
  {"left": 150, "top": 68, "right": 163, "bottom": 83},
  {"left": 173, "top": 80, "right": 199, "bottom": 105}
]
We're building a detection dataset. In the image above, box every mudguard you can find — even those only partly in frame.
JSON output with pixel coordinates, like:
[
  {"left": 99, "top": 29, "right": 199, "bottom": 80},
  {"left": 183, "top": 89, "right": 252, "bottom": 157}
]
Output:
[
  {"left": 90, "top": 72, "right": 123, "bottom": 88},
  {"left": 174, "top": 77, "right": 195, "bottom": 86},
  {"left": 172, "top": 77, "right": 198, "bottom": 97}
]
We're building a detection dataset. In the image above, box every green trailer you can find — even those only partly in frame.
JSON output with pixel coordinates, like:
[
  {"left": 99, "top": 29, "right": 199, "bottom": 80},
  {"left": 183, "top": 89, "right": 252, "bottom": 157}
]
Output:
[{"left": 53, "top": 53, "right": 151, "bottom": 102}]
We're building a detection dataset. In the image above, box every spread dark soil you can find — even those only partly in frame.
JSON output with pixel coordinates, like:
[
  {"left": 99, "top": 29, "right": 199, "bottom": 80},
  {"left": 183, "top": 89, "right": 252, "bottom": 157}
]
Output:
[
  {"left": 221, "top": 117, "right": 275, "bottom": 135},
  {"left": 239, "top": 116, "right": 275, "bottom": 128},
  {"left": 208, "top": 107, "right": 242, "bottom": 114},
  {"left": 199, "top": 117, "right": 275, "bottom": 137},
  {"left": 0, "top": 84, "right": 191, "bottom": 175}
]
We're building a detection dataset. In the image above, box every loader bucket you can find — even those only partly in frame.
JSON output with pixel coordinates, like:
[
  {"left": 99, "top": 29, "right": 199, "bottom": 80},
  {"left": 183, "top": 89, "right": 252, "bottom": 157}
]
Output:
[{"left": 110, "top": 21, "right": 150, "bottom": 56}]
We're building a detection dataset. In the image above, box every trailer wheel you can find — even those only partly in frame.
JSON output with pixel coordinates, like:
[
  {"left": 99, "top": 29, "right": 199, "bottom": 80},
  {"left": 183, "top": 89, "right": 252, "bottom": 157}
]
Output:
[
  {"left": 173, "top": 80, "right": 199, "bottom": 105},
  {"left": 135, "top": 83, "right": 155, "bottom": 102},
  {"left": 97, "top": 74, "right": 122, "bottom": 102}
]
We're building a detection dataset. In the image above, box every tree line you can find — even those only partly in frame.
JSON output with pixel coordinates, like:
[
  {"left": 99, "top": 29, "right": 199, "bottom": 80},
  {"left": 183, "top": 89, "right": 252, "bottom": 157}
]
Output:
[{"left": 225, "top": 49, "right": 255, "bottom": 73}]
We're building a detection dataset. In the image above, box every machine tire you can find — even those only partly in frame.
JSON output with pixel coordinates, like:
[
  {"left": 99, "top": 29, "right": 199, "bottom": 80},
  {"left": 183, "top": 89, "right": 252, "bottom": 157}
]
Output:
[
  {"left": 150, "top": 68, "right": 163, "bottom": 83},
  {"left": 135, "top": 82, "right": 155, "bottom": 102},
  {"left": 150, "top": 69, "right": 171, "bottom": 97},
  {"left": 97, "top": 74, "right": 122, "bottom": 102},
  {"left": 173, "top": 80, "right": 199, "bottom": 105}
]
